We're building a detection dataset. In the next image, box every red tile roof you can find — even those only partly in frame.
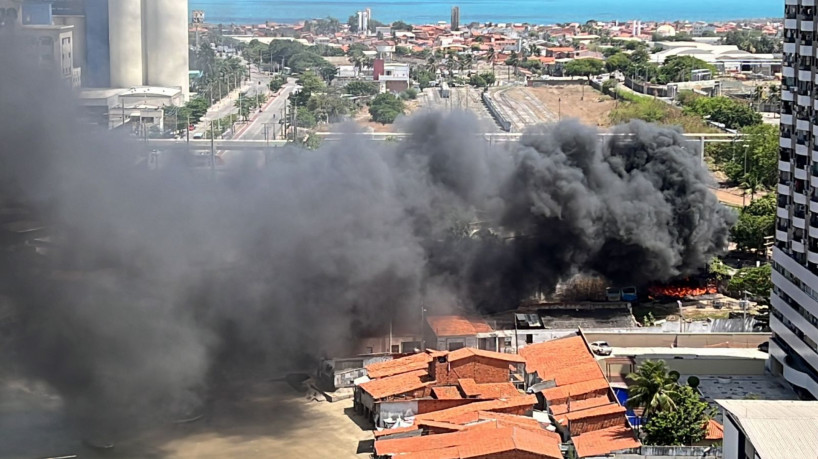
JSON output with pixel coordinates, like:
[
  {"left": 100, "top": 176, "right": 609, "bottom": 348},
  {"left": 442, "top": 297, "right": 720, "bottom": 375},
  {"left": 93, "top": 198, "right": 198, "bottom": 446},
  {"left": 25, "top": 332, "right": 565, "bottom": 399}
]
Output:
[
  {"left": 550, "top": 395, "right": 612, "bottom": 416},
  {"left": 432, "top": 386, "right": 463, "bottom": 400},
  {"left": 373, "top": 424, "right": 419, "bottom": 438},
  {"left": 705, "top": 419, "right": 724, "bottom": 440},
  {"left": 375, "top": 426, "right": 562, "bottom": 459},
  {"left": 572, "top": 425, "right": 641, "bottom": 458},
  {"left": 562, "top": 403, "right": 626, "bottom": 422},
  {"left": 426, "top": 315, "right": 493, "bottom": 336},
  {"left": 416, "top": 395, "right": 536, "bottom": 422},
  {"left": 458, "top": 379, "right": 521, "bottom": 399},
  {"left": 447, "top": 347, "right": 526, "bottom": 363},
  {"left": 541, "top": 378, "right": 610, "bottom": 401},
  {"left": 359, "top": 369, "right": 431, "bottom": 400},
  {"left": 366, "top": 352, "right": 432, "bottom": 379}
]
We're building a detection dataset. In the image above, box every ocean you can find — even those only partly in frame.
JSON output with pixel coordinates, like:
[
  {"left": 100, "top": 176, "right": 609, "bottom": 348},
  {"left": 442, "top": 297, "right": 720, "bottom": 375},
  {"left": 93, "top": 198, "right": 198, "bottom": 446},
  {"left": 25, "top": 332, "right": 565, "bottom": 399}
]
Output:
[{"left": 189, "top": 0, "right": 782, "bottom": 26}]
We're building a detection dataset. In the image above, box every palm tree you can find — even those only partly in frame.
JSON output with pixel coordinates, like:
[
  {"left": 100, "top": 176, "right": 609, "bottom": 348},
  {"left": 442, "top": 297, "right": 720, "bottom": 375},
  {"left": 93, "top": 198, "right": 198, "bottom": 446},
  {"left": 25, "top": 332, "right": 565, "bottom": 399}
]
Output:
[
  {"left": 486, "top": 46, "right": 496, "bottom": 75},
  {"left": 625, "top": 360, "right": 680, "bottom": 421}
]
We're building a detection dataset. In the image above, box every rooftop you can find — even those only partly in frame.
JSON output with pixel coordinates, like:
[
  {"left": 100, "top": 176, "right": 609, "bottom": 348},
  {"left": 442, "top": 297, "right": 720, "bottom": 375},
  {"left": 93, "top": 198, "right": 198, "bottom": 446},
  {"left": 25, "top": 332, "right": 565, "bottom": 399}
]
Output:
[
  {"left": 432, "top": 386, "right": 462, "bottom": 400},
  {"left": 416, "top": 395, "right": 537, "bottom": 422},
  {"left": 366, "top": 352, "right": 432, "bottom": 379},
  {"left": 427, "top": 315, "right": 493, "bottom": 336},
  {"left": 612, "top": 347, "right": 768, "bottom": 359},
  {"left": 717, "top": 400, "right": 818, "bottom": 459},
  {"left": 358, "top": 369, "right": 431, "bottom": 400},
  {"left": 572, "top": 425, "right": 641, "bottom": 458}
]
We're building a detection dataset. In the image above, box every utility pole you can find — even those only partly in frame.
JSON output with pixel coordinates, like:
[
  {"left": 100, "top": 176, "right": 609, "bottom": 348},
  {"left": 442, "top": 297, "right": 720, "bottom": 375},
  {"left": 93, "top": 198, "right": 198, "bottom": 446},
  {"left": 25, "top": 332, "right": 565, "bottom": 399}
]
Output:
[
  {"left": 186, "top": 114, "right": 190, "bottom": 143},
  {"left": 210, "top": 121, "right": 216, "bottom": 176}
]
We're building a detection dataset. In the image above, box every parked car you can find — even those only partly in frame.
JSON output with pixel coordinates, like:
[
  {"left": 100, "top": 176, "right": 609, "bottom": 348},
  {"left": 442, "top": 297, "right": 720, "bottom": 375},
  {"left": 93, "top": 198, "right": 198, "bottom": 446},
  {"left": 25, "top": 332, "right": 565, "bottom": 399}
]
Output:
[{"left": 590, "top": 341, "right": 613, "bottom": 356}]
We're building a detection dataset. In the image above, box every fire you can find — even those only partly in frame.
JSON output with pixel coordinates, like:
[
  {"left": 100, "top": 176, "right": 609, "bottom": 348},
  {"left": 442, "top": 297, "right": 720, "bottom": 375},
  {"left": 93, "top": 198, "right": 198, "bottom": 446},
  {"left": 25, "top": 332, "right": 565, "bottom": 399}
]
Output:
[{"left": 647, "top": 285, "right": 717, "bottom": 299}]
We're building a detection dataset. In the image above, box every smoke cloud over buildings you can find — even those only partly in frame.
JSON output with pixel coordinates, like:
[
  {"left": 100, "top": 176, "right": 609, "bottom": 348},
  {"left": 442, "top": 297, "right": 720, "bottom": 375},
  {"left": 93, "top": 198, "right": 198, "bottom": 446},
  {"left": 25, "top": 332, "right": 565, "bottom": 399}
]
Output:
[{"left": 0, "top": 37, "right": 733, "bottom": 440}]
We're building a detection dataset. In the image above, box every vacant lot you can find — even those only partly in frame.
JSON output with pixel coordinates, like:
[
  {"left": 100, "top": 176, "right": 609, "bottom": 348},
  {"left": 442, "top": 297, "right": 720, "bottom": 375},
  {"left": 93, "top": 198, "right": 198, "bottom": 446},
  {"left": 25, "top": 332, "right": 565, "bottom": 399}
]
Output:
[
  {"left": 527, "top": 84, "right": 618, "bottom": 127},
  {"left": 1, "top": 377, "right": 372, "bottom": 459}
]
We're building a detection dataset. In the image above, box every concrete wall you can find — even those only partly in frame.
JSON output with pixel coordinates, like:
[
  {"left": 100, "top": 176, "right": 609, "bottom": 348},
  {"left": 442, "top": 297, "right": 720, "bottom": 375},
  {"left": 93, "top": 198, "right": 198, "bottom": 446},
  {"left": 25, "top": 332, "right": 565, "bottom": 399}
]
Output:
[
  {"left": 722, "top": 414, "right": 739, "bottom": 459},
  {"left": 482, "top": 91, "right": 511, "bottom": 132},
  {"left": 583, "top": 332, "right": 769, "bottom": 349}
]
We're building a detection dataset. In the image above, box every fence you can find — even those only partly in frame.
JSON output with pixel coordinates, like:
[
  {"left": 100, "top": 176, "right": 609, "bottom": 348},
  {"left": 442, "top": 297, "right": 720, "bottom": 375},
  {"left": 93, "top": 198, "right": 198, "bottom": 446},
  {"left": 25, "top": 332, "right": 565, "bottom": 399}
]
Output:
[
  {"left": 482, "top": 91, "right": 512, "bottom": 132},
  {"left": 638, "top": 445, "right": 722, "bottom": 457}
]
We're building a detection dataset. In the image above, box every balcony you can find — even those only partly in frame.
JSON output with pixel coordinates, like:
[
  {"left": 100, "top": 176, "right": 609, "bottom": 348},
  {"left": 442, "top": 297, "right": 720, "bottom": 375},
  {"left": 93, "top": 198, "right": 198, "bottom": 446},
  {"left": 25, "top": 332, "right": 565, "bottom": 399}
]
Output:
[
  {"left": 811, "top": 199, "right": 818, "bottom": 213},
  {"left": 780, "top": 159, "right": 792, "bottom": 172},
  {"left": 799, "top": 94, "right": 812, "bottom": 107},
  {"left": 785, "top": 19, "right": 798, "bottom": 29},
  {"left": 802, "top": 21, "right": 815, "bottom": 32},
  {"left": 771, "top": 290, "right": 817, "bottom": 340},
  {"left": 778, "top": 206, "right": 791, "bottom": 219},
  {"left": 785, "top": 0, "right": 798, "bottom": 5},
  {"left": 781, "top": 136, "right": 794, "bottom": 149},
  {"left": 785, "top": 42, "right": 797, "bottom": 54},
  {"left": 783, "top": 114, "right": 794, "bottom": 126},
  {"left": 771, "top": 315, "right": 818, "bottom": 378},
  {"left": 810, "top": 245, "right": 818, "bottom": 262},
  {"left": 811, "top": 225, "right": 818, "bottom": 238},
  {"left": 793, "top": 239, "right": 806, "bottom": 252},
  {"left": 802, "top": 43, "right": 815, "bottom": 56},
  {"left": 797, "top": 118, "right": 811, "bottom": 132},
  {"left": 806, "top": 0, "right": 816, "bottom": 6},
  {"left": 779, "top": 182, "right": 792, "bottom": 196},
  {"left": 796, "top": 166, "right": 809, "bottom": 180},
  {"left": 784, "top": 65, "right": 796, "bottom": 78},
  {"left": 778, "top": 229, "right": 790, "bottom": 242},
  {"left": 796, "top": 192, "right": 807, "bottom": 205},
  {"left": 769, "top": 339, "right": 818, "bottom": 399},
  {"left": 797, "top": 142, "right": 809, "bottom": 156},
  {"left": 784, "top": 88, "right": 795, "bottom": 102}
]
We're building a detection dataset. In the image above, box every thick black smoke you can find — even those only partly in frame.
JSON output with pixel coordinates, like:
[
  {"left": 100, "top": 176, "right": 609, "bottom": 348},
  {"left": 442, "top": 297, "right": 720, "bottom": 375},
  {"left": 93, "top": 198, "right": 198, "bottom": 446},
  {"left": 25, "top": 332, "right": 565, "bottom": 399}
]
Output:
[{"left": 0, "top": 34, "right": 733, "bottom": 444}]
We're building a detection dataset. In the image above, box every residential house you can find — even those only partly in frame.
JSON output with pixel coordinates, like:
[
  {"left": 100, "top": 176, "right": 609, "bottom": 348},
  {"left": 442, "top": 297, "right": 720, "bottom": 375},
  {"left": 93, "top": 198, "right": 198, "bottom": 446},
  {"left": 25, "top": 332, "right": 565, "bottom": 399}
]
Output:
[{"left": 425, "top": 315, "right": 493, "bottom": 351}]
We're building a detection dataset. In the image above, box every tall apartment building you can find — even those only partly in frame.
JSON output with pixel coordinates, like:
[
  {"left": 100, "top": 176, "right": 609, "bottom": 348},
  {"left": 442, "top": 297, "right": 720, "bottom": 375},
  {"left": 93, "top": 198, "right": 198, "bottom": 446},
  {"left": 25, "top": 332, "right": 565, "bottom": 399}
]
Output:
[
  {"left": 769, "top": 0, "right": 818, "bottom": 398},
  {"left": 451, "top": 6, "right": 460, "bottom": 31}
]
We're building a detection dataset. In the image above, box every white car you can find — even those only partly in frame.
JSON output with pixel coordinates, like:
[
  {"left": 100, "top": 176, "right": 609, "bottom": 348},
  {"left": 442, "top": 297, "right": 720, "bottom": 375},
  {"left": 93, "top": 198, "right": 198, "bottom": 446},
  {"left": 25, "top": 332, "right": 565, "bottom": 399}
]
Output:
[{"left": 590, "top": 341, "right": 613, "bottom": 356}]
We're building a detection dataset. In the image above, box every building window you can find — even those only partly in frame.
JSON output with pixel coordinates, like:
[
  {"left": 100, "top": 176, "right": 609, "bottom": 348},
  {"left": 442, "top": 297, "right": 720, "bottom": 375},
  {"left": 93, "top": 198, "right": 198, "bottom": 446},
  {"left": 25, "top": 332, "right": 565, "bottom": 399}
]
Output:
[{"left": 391, "top": 345, "right": 399, "bottom": 353}]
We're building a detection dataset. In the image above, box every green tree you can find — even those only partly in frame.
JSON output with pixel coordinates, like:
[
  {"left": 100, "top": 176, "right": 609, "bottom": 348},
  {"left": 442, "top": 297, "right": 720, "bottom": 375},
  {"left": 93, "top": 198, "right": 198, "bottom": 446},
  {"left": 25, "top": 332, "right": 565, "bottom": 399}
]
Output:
[
  {"left": 391, "top": 20, "right": 412, "bottom": 31},
  {"left": 469, "top": 71, "right": 496, "bottom": 88},
  {"left": 684, "top": 96, "right": 762, "bottom": 129},
  {"left": 730, "top": 195, "right": 775, "bottom": 253},
  {"left": 728, "top": 264, "right": 773, "bottom": 299},
  {"left": 344, "top": 81, "right": 379, "bottom": 96},
  {"left": 293, "top": 71, "right": 325, "bottom": 106},
  {"left": 722, "top": 30, "right": 781, "bottom": 54},
  {"left": 269, "top": 75, "right": 287, "bottom": 92},
  {"left": 659, "top": 55, "right": 717, "bottom": 84},
  {"left": 626, "top": 360, "right": 680, "bottom": 420},
  {"left": 563, "top": 58, "right": 605, "bottom": 79},
  {"left": 369, "top": 93, "right": 405, "bottom": 124},
  {"left": 709, "top": 124, "right": 777, "bottom": 186},
  {"left": 287, "top": 52, "right": 332, "bottom": 74},
  {"left": 643, "top": 386, "right": 714, "bottom": 446},
  {"left": 400, "top": 88, "right": 419, "bottom": 100},
  {"left": 605, "top": 53, "right": 632, "bottom": 73}
]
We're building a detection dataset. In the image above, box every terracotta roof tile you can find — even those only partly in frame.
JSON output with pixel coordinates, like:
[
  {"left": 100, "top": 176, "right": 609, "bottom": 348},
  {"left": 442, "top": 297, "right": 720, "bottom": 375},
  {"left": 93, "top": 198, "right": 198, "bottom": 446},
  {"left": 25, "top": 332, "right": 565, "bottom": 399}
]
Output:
[
  {"left": 458, "top": 378, "right": 481, "bottom": 397},
  {"left": 366, "top": 353, "right": 432, "bottom": 379},
  {"left": 541, "top": 378, "right": 610, "bottom": 402},
  {"left": 572, "top": 425, "right": 641, "bottom": 458},
  {"left": 426, "top": 315, "right": 493, "bottom": 336},
  {"left": 359, "top": 370, "right": 431, "bottom": 399},
  {"left": 472, "top": 411, "right": 551, "bottom": 432},
  {"left": 562, "top": 403, "right": 626, "bottom": 422},
  {"left": 464, "top": 381, "right": 521, "bottom": 399},
  {"left": 416, "top": 395, "right": 537, "bottom": 422},
  {"left": 564, "top": 395, "right": 614, "bottom": 413},
  {"left": 447, "top": 347, "right": 526, "bottom": 363},
  {"left": 432, "top": 386, "right": 463, "bottom": 400},
  {"left": 399, "top": 447, "right": 460, "bottom": 459},
  {"left": 705, "top": 419, "right": 724, "bottom": 440},
  {"left": 373, "top": 424, "right": 419, "bottom": 438}
]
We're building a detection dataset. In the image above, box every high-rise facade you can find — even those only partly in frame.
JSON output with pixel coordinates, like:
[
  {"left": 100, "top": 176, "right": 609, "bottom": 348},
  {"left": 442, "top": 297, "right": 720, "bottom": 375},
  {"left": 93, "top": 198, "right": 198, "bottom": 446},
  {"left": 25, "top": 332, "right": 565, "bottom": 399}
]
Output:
[
  {"left": 54, "top": 0, "right": 189, "bottom": 98},
  {"left": 451, "top": 6, "right": 460, "bottom": 31},
  {"left": 769, "top": 0, "right": 818, "bottom": 398}
]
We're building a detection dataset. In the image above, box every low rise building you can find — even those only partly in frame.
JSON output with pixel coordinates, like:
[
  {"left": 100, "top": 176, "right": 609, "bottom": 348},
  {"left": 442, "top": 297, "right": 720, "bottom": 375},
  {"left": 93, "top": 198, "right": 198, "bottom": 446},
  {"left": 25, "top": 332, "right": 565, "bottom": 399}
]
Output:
[{"left": 717, "top": 399, "right": 818, "bottom": 459}]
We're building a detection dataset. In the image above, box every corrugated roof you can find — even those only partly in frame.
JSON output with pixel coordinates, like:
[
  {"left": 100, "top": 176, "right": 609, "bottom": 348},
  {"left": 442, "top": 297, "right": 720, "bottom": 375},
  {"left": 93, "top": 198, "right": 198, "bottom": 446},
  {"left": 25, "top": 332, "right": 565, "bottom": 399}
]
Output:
[
  {"left": 717, "top": 400, "right": 818, "bottom": 459},
  {"left": 572, "top": 425, "right": 641, "bottom": 458},
  {"left": 359, "top": 370, "right": 431, "bottom": 399},
  {"left": 426, "top": 315, "right": 493, "bottom": 336}
]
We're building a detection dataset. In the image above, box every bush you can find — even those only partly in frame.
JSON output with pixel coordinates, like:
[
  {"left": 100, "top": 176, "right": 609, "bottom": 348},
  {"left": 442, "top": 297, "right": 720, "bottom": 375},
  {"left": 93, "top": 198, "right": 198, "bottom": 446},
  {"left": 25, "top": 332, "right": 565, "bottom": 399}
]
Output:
[
  {"left": 683, "top": 96, "right": 762, "bottom": 129},
  {"left": 400, "top": 88, "right": 419, "bottom": 100},
  {"left": 601, "top": 78, "right": 617, "bottom": 95},
  {"left": 369, "top": 93, "right": 405, "bottom": 124},
  {"left": 344, "top": 81, "right": 379, "bottom": 97}
]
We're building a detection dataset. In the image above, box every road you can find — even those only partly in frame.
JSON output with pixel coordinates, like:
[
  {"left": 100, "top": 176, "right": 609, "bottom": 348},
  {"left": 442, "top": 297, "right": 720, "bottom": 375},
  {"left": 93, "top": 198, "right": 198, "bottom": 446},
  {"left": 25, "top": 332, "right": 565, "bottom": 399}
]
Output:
[
  {"left": 194, "top": 63, "right": 276, "bottom": 138},
  {"left": 234, "top": 80, "right": 297, "bottom": 141}
]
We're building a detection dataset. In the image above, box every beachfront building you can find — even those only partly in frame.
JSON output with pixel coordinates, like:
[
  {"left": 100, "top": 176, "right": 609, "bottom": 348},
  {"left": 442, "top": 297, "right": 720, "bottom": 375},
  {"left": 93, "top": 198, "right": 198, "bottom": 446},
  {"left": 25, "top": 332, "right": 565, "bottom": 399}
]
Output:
[{"left": 770, "top": 0, "right": 818, "bottom": 399}]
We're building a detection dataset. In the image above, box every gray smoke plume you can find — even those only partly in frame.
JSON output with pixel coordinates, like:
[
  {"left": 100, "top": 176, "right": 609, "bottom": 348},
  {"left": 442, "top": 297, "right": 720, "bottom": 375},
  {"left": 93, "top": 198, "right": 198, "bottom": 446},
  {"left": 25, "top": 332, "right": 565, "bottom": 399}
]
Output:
[{"left": 0, "top": 33, "right": 733, "bottom": 447}]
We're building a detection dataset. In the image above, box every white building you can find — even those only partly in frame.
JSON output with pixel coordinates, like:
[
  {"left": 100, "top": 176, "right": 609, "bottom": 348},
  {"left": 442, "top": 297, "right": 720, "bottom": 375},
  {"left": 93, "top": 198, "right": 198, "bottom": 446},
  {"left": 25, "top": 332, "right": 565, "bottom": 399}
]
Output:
[
  {"left": 770, "top": 0, "right": 818, "bottom": 400},
  {"left": 717, "top": 400, "right": 818, "bottom": 459}
]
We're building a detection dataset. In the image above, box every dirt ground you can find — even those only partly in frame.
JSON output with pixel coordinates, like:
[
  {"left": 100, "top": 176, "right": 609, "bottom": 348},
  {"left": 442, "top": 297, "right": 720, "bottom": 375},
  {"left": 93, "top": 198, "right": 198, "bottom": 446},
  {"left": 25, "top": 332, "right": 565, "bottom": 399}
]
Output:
[
  {"left": 527, "top": 85, "right": 618, "bottom": 127},
  {"left": 1, "top": 377, "right": 372, "bottom": 459}
]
